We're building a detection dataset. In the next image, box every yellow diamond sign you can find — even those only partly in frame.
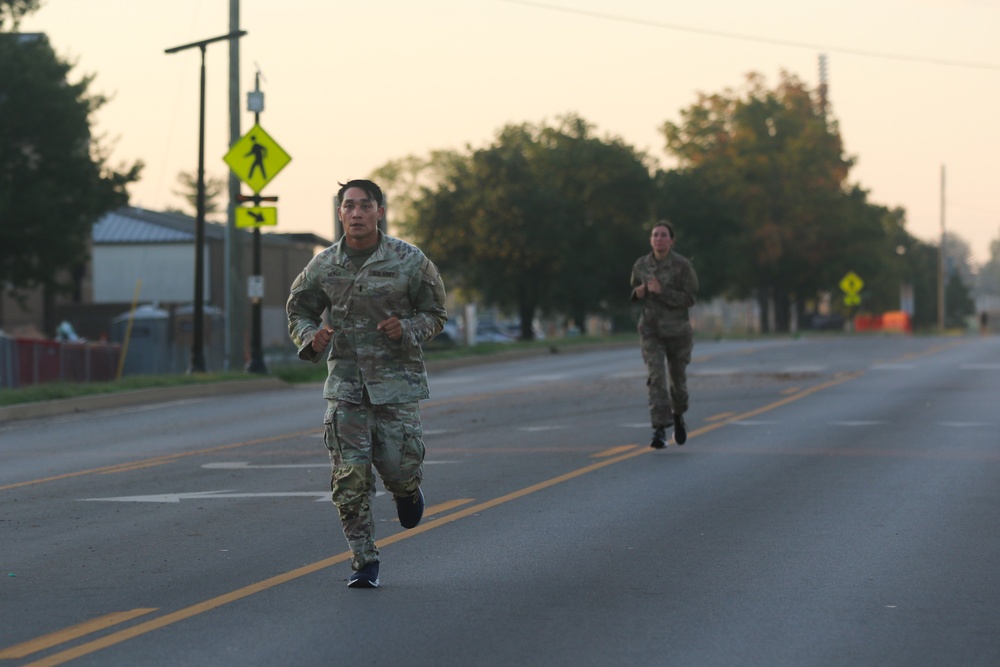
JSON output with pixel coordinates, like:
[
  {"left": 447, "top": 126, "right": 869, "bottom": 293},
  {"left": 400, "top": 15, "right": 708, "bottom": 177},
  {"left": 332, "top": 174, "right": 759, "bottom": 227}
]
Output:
[
  {"left": 840, "top": 271, "right": 864, "bottom": 295},
  {"left": 223, "top": 124, "right": 291, "bottom": 193}
]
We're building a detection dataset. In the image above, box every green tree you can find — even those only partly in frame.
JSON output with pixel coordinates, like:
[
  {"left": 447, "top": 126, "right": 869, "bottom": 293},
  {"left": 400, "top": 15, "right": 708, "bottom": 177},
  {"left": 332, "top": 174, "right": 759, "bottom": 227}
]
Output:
[
  {"left": 0, "top": 31, "right": 141, "bottom": 311},
  {"left": 944, "top": 273, "right": 975, "bottom": 328},
  {"left": 369, "top": 150, "right": 465, "bottom": 238},
  {"left": 0, "top": 0, "right": 41, "bottom": 30},
  {"left": 660, "top": 72, "right": 862, "bottom": 332},
  {"left": 405, "top": 115, "right": 653, "bottom": 338},
  {"left": 979, "top": 231, "right": 1000, "bottom": 296},
  {"left": 171, "top": 170, "right": 227, "bottom": 220}
]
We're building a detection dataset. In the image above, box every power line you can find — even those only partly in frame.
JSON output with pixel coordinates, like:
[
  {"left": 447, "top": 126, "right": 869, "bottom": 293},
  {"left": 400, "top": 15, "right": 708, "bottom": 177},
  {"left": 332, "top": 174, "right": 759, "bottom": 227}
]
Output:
[{"left": 496, "top": 0, "right": 1000, "bottom": 72}]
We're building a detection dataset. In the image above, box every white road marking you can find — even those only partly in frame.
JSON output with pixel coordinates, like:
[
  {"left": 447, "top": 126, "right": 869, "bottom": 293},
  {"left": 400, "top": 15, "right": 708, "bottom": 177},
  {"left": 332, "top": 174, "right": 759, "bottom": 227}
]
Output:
[
  {"left": 517, "top": 425, "right": 569, "bottom": 432},
  {"left": 79, "top": 490, "right": 341, "bottom": 503},
  {"left": 961, "top": 363, "right": 1000, "bottom": 370},
  {"left": 523, "top": 374, "right": 569, "bottom": 382},
  {"left": 870, "top": 363, "right": 915, "bottom": 370},
  {"left": 829, "top": 421, "right": 887, "bottom": 426},
  {"left": 939, "top": 421, "right": 993, "bottom": 427},
  {"left": 731, "top": 420, "right": 781, "bottom": 426},
  {"left": 607, "top": 370, "right": 647, "bottom": 379},
  {"left": 202, "top": 462, "right": 323, "bottom": 469},
  {"left": 691, "top": 368, "right": 743, "bottom": 376},
  {"left": 201, "top": 460, "right": 460, "bottom": 470}
]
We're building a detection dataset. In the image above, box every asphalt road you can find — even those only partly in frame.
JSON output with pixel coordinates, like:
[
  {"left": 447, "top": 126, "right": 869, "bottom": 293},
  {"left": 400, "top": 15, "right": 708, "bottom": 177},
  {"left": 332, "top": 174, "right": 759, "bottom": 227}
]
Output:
[{"left": 1, "top": 335, "right": 999, "bottom": 666}]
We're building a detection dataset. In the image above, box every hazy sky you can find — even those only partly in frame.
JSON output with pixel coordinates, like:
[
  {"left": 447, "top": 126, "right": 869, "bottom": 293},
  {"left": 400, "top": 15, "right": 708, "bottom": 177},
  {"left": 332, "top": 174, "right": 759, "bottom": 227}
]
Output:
[{"left": 20, "top": 0, "right": 1000, "bottom": 264}]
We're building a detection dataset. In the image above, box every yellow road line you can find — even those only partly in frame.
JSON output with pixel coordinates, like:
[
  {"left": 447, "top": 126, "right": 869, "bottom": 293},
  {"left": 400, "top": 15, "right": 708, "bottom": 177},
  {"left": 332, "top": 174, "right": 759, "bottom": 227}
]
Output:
[
  {"left": 0, "top": 609, "right": 157, "bottom": 659},
  {"left": 17, "top": 368, "right": 866, "bottom": 667},
  {"left": 592, "top": 445, "right": 639, "bottom": 458},
  {"left": 392, "top": 498, "right": 475, "bottom": 522}
]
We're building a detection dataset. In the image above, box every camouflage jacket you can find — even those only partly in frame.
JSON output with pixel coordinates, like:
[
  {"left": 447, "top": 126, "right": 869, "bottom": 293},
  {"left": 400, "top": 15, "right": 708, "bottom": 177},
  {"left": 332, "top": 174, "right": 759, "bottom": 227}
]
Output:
[
  {"left": 286, "top": 231, "right": 447, "bottom": 404},
  {"left": 630, "top": 251, "right": 699, "bottom": 336}
]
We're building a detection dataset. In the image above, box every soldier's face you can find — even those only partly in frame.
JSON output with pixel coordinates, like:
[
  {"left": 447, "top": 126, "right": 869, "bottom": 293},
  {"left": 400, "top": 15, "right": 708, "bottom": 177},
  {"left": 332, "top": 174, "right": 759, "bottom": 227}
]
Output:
[
  {"left": 650, "top": 225, "right": 674, "bottom": 255},
  {"left": 339, "top": 187, "right": 384, "bottom": 248}
]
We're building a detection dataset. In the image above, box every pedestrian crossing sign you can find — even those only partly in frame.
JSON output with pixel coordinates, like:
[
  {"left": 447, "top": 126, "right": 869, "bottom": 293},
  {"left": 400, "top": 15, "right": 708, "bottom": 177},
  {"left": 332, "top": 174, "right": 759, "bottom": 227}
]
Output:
[{"left": 223, "top": 124, "right": 291, "bottom": 193}]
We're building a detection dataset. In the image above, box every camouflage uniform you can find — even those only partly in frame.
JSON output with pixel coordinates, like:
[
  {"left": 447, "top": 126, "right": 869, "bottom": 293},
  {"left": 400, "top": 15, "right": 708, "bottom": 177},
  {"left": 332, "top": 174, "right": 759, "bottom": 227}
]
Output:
[
  {"left": 287, "top": 231, "right": 447, "bottom": 570},
  {"left": 630, "top": 250, "right": 698, "bottom": 428}
]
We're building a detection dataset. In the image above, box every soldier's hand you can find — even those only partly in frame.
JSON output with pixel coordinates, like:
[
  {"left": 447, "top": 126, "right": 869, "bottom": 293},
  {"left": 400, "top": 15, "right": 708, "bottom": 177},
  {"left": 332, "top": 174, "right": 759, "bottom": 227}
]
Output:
[
  {"left": 377, "top": 317, "right": 403, "bottom": 341},
  {"left": 311, "top": 327, "right": 334, "bottom": 352},
  {"left": 646, "top": 277, "right": 662, "bottom": 294},
  {"left": 634, "top": 284, "right": 647, "bottom": 298}
]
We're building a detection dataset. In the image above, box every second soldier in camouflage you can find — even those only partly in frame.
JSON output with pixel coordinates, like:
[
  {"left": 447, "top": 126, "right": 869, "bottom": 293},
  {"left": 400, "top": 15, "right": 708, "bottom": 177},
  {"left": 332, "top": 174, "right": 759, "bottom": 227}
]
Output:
[{"left": 630, "top": 220, "right": 699, "bottom": 448}]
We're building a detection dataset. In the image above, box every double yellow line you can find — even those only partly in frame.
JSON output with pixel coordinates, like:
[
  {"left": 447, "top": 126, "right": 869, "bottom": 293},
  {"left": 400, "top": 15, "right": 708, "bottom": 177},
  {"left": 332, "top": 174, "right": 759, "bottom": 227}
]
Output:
[{"left": 4, "top": 370, "right": 865, "bottom": 666}]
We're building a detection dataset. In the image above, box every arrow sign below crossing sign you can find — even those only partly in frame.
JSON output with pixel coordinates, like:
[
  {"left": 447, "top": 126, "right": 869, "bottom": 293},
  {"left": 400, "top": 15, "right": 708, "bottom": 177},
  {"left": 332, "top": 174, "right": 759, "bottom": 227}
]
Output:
[
  {"left": 235, "top": 206, "right": 277, "bottom": 228},
  {"left": 223, "top": 123, "right": 291, "bottom": 193}
]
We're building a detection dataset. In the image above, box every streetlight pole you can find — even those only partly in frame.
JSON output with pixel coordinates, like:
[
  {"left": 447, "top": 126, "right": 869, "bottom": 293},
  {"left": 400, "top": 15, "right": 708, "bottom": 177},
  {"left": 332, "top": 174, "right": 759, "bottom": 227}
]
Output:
[{"left": 165, "top": 31, "right": 247, "bottom": 373}]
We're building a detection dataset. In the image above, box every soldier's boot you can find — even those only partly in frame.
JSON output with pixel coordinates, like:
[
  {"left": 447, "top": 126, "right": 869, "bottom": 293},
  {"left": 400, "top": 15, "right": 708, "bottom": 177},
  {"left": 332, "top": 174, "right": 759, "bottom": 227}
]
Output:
[
  {"left": 650, "top": 426, "right": 668, "bottom": 449},
  {"left": 673, "top": 414, "right": 687, "bottom": 445},
  {"left": 348, "top": 560, "right": 380, "bottom": 589},
  {"left": 395, "top": 488, "right": 424, "bottom": 529}
]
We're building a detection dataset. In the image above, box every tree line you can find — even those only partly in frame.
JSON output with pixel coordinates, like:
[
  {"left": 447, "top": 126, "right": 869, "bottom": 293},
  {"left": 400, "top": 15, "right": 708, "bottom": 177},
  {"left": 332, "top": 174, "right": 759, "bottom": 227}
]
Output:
[{"left": 375, "top": 72, "right": 976, "bottom": 336}]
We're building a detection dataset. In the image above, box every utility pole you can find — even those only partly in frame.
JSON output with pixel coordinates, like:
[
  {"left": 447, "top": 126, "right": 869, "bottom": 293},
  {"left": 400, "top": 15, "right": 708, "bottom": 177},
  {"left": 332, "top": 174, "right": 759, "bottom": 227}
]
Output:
[
  {"left": 165, "top": 30, "right": 247, "bottom": 373},
  {"left": 226, "top": 0, "right": 245, "bottom": 371},
  {"left": 818, "top": 53, "right": 828, "bottom": 117},
  {"left": 245, "top": 69, "right": 267, "bottom": 374},
  {"left": 938, "top": 164, "right": 946, "bottom": 331}
]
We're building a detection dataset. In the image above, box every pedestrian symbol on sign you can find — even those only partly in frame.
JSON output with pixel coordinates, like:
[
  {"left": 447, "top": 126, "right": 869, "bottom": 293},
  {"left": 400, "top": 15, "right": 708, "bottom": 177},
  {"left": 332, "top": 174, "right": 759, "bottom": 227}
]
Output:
[
  {"left": 223, "top": 123, "right": 290, "bottom": 194},
  {"left": 840, "top": 271, "right": 864, "bottom": 307}
]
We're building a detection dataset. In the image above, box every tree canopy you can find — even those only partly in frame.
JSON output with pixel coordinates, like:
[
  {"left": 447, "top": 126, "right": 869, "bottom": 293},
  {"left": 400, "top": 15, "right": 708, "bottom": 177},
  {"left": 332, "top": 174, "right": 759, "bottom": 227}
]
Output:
[
  {"left": 0, "top": 0, "right": 41, "bottom": 30},
  {"left": 0, "top": 31, "right": 141, "bottom": 300},
  {"left": 658, "top": 71, "right": 912, "bottom": 331},
  {"left": 391, "top": 115, "right": 653, "bottom": 338}
]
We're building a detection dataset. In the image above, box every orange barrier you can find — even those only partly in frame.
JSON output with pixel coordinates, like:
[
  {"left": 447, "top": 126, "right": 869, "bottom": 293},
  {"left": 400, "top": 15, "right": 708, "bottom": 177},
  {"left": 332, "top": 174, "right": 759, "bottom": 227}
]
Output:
[{"left": 852, "top": 311, "right": 911, "bottom": 334}]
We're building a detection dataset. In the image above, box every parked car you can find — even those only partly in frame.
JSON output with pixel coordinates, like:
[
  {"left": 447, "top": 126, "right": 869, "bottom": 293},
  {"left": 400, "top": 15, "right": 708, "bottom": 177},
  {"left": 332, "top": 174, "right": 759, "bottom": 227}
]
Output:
[
  {"left": 475, "top": 322, "right": 516, "bottom": 344},
  {"left": 426, "top": 321, "right": 460, "bottom": 349}
]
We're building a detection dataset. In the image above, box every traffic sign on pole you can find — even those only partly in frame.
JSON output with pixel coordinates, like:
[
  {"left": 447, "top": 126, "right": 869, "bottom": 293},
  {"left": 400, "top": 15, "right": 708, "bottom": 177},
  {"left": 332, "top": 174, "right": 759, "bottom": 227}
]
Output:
[
  {"left": 223, "top": 123, "right": 291, "bottom": 193},
  {"left": 235, "top": 206, "right": 277, "bottom": 228},
  {"left": 840, "top": 271, "right": 864, "bottom": 306}
]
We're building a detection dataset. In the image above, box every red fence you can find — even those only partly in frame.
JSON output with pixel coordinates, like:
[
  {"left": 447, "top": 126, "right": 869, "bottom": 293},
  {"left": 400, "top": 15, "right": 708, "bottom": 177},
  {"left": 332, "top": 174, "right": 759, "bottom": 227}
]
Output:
[{"left": 0, "top": 336, "right": 122, "bottom": 389}]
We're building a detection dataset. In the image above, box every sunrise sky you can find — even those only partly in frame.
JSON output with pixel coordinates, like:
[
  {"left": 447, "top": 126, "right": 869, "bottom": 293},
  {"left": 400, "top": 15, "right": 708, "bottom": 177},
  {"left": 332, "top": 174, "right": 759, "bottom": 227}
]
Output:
[{"left": 19, "top": 0, "right": 1000, "bottom": 264}]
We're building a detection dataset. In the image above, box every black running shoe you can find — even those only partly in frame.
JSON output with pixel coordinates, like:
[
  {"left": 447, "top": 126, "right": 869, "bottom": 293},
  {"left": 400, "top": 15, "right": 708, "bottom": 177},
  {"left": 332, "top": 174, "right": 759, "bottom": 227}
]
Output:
[
  {"left": 395, "top": 489, "right": 424, "bottom": 529},
  {"left": 650, "top": 426, "right": 667, "bottom": 449},
  {"left": 673, "top": 414, "right": 687, "bottom": 445},
  {"left": 348, "top": 561, "right": 380, "bottom": 588}
]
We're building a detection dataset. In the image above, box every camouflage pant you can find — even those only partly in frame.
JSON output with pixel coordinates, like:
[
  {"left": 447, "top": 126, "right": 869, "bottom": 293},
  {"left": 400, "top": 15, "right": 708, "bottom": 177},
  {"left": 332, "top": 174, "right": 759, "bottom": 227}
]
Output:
[
  {"left": 639, "top": 329, "right": 693, "bottom": 427},
  {"left": 323, "top": 393, "right": 425, "bottom": 570}
]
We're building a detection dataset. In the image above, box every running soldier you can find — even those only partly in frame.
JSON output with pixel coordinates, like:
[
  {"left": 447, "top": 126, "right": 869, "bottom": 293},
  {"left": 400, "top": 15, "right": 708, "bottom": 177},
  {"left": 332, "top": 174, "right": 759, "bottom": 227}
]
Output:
[
  {"left": 287, "top": 179, "right": 447, "bottom": 588},
  {"left": 630, "top": 220, "right": 699, "bottom": 448}
]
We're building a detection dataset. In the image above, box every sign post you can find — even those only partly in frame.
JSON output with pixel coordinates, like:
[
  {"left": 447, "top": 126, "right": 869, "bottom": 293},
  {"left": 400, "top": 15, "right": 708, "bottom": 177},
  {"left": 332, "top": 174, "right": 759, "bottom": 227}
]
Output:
[{"left": 223, "top": 73, "right": 291, "bottom": 374}]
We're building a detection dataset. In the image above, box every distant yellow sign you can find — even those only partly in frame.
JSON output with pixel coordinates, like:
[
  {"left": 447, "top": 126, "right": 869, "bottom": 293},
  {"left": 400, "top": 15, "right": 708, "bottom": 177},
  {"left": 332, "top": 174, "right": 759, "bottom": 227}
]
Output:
[
  {"left": 235, "top": 206, "right": 277, "bottom": 228},
  {"left": 223, "top": 124, "right": 291, "bottom": 193},
  {"left": 840, "top": 271, "right": 864, "bottom": 306}
]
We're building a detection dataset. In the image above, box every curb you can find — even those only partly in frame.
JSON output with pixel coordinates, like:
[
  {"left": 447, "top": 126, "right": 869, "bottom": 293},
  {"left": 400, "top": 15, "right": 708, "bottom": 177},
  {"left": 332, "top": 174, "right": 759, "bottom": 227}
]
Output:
[
  {"left": 0, "top": 377, "right": 288, "bottom": 424},
  {"left": 0, "top": 341, "right": 638, "bottom": 424}
]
